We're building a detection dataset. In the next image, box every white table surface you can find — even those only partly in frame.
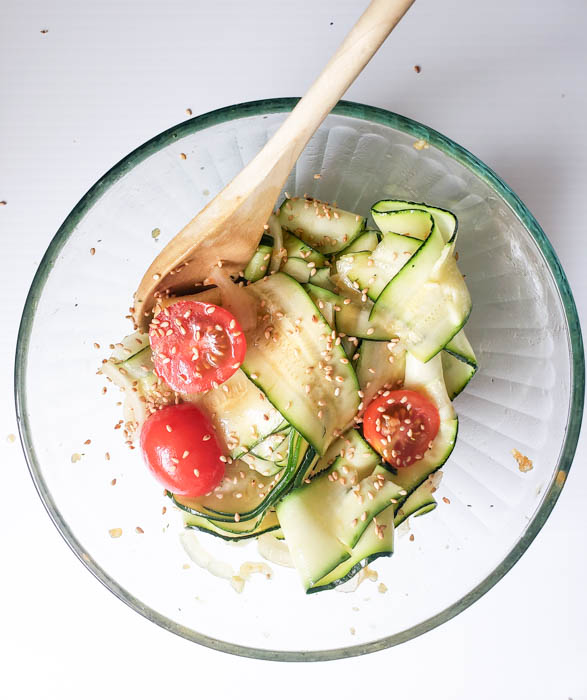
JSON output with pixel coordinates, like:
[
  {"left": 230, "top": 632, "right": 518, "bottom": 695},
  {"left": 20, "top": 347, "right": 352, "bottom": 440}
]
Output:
[{"left": 1, "top": 1, "right": 586, "bottom": 697}]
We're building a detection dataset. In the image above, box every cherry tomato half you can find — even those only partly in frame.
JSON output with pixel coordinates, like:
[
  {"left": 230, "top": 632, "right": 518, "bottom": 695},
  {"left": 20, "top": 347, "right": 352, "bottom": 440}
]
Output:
[
  {"left": 149, "top": 300, "right": 246, "bottom": 394},
  {"left": 140, "top": 403, "right": 225, "bottom": 497},
  {"left": 363, "top": 389, "right": 440, "bottom": 469}
]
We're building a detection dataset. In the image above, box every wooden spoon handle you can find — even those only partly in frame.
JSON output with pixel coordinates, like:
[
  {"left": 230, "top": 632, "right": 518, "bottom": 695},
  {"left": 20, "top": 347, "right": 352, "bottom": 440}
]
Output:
[
  {"left": 133, "top": 0, "right": 414, "bottom": 326},
  {"left": 251, "top": 0, "right": 415, "bottom": 179}
]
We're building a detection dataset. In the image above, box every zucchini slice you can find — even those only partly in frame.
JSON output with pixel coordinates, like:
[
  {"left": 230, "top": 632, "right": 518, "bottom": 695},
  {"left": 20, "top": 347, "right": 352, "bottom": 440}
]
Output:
[
  {"left": 307, "top": 504, "right": 395, "bottom": 593},
  {"left": 335, "top": 298, "right": 398, "bottom": 341},
  {"left": 371, "top": 199, "right": 457, "bottom": 243},
  {"left": 193, "top": 369, "right": 286, "bottom": 458},
  {"left": 102, "top": 344, "right": 166, "bottom": 428},
  {"left": 280, "top": 257, "right": 317, "bottom": 284},
  {"left": 370, "top": 213, "right": 471, "bottom": 362},
  {"left": 393, "top": 479, "right": 437, "bottom": 527},
  {"left": 242, "top": 273, "right": 359, "bottom": 455},
  {"left": 345, "top": 232, "right": 423, "bottom": 301},
  {"left": 303, "top": 283, "right": 343, "bottom": 329},
  {"left": 278, "top": 197, "right": 366, "bottom": 254},
  {"left": 249, "top": 429, "right": 291, "bottom": 461},
  {"left": 284, "top": 232, "right": 327, "bottom": 267},
  {"left": 276, "top": 431, "right": 404, "bottom": 590},
  {"left": 183, "top": 510, "right": 281, "bottom": 541},
  {"left": 442, "top": 351, "right": 477, "bottom": 399},
  {"left": 173, "top": 430, "right": 308, "bottom": 523},
  {"left": 355, "top": 339, "right": 406, "bottom": 408},
  {"left": 308, "top": 266, "right": 335, "bottom": 290},
  {"left": 107, "top": 331, "right": 150, "bottom": 363},
  {"left": 336, "top": 229, "right": 379, "bottom": 257},
  {"left": 243, "top": 430, "right": 291, "bottom": 476},
  {"left": 444, "top": 328, "right": 477, "bottom": 366},
  {"left": 244, "top": 244, "right": 273, "bottom": 282}
]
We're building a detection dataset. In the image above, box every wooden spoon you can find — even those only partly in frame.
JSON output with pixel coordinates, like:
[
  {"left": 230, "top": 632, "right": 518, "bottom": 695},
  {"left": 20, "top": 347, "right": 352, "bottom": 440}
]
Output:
[{"left": 133, "top": 0, "right": 414, "bottom": 329}]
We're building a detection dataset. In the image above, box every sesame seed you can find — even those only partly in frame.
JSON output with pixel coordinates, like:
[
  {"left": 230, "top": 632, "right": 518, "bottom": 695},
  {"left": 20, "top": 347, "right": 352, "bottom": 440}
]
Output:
[{"left": 202, "top": 434, "right": 211, "bottom": 441}]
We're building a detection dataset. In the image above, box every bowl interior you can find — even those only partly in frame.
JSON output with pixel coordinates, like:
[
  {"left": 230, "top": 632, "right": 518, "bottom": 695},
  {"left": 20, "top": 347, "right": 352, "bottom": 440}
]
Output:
[{"left": 17, "top": 100, "right": 583, "bottom": 660}]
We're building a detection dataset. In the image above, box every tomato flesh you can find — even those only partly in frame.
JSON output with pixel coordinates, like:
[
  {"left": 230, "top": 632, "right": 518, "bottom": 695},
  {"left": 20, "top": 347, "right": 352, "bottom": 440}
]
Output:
[
  {"left": 149, "top": 300, "right": 246, "bottom": 394},
  {"left": 363, "top": 389, "right": 440, "bottom": 469},
  {"left": 140, "top": 403, "right": 225, "bottom": 497}
]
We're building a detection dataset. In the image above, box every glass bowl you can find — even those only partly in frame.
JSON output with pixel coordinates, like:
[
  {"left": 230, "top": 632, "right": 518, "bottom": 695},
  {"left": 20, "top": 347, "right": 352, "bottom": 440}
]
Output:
[{"left": 15, "top": 99, "right": 584, "bottom": 661}]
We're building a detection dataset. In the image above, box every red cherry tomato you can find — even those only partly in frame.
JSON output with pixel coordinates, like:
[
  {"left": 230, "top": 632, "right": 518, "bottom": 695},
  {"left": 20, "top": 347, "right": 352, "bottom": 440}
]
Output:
[
  {"left": 149, "top": 300, "right": 246, "bottom": 394},
  {"left": 140, "top": 403, "right": 225, "bottom": 497},
  {"left": 363, "top": 389, "right": 440, "bottom": 469}
]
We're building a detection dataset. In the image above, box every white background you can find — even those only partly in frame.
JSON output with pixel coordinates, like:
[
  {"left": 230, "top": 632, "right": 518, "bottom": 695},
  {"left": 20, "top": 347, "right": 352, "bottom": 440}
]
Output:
[{"left": 1, "top": 0, "right": 586, "bottom": 698}]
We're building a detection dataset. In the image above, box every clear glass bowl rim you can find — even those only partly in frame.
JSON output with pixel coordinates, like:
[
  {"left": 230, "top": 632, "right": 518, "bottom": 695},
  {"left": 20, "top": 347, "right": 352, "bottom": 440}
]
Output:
[{"left": 14, "top": 98, "right": 585, "bottom": 661}]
